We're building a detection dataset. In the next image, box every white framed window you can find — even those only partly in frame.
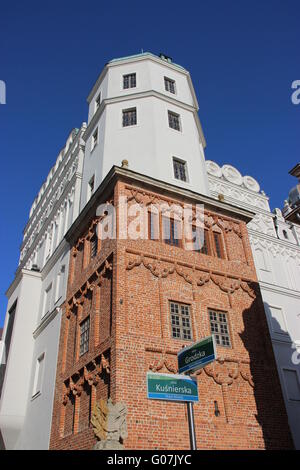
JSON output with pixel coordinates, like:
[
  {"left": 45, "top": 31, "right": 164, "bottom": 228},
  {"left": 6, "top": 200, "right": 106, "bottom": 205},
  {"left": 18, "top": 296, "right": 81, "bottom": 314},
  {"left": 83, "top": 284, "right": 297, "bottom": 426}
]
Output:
[
  {"left": 168, "top": 110, "right": 181, "bottom": 131},
  {"left": 122, "top": 108, "right": 137, "bottom": 127},
  {"left": 123, "top": 73, "right": 136, "bottom": 89},
  {"left": 164, "top": 77, "right": 176, "bottom": 94},
  {"left": 87, "top": 175, "right": 95, "bottom": 201},
  {"left": 55, "top": 265, "right": 65, "bottom": 303},
  {"left": 43, "top": 283, "right": 52, "bottom": 317},
  {"left": 32, "top": 353, "right": 45, "bottom": 397},
  {"left": 173, "top": 157, "right": 188, "bottom": 182},
  {"left": 91, "top": 128, "right": 98, "bottom": 151}
]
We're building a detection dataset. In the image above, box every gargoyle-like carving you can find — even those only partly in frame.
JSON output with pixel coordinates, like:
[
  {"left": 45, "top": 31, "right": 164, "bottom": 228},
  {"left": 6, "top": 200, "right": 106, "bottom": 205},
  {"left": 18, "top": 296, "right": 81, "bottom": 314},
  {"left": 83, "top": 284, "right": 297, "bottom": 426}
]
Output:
[{"left": 92, "top": 398, "right": 128, "bottom": 450}]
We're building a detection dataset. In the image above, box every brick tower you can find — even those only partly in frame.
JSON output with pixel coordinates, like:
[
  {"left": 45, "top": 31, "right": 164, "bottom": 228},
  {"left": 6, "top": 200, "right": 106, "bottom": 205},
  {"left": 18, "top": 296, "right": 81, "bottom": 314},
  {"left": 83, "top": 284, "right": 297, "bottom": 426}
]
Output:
[
  {"left": 49, "top": 166, "right": 293, "bottom": 449},
  {"left": 49, "top": 53, "right": 293, "bottom": 449}
]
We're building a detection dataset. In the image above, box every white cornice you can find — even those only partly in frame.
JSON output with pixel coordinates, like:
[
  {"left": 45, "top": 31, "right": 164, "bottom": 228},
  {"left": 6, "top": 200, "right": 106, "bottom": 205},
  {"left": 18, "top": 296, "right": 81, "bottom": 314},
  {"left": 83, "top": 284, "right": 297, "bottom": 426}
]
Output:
[
  {"left": 33, "top": 306, "right": 61, "bottom": 339},
  {"left": 84, "top": 90, "right": 206, "bottom": 148},
  {"left": 6, "top": 268, "right": 41, "bottom": 299},
  {"left": 259, "top": 280, "right": 300, "bottom": 299},
  {"left": 249, "top": 229, "right": 300, "bottom": 252},
  {"left": 87, "top": 54, "right": 189, "bottom": 104}
]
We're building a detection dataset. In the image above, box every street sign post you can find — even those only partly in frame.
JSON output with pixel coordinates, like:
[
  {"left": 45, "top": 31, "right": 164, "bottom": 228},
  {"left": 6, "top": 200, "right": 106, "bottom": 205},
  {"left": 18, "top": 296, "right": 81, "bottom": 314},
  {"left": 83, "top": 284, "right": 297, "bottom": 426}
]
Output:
[
  {"left": 146, "top": 335, "right": 217, "bottom": 451},
  {"left": 178, "top": 335, "right": 217, "bottom": 374},
  {"left": 146, "top": 372, "right": 198, "bottom": 402}
]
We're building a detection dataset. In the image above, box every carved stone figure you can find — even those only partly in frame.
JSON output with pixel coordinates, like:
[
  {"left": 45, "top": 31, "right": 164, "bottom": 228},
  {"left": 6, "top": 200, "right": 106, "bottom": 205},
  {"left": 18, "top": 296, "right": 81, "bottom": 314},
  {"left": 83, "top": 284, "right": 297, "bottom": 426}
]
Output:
[{"left": 91, "top": 398, "right": 128, "bottom": 450}]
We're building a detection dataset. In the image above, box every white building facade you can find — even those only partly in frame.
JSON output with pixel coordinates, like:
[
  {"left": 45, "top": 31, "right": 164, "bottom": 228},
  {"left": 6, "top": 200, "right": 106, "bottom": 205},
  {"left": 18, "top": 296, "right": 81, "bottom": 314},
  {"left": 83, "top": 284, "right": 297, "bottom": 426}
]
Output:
[
  {"left": 0, "top": 124, "right": 86, "bottom": 449},
  {"left": 206, "top": 160, "right": 300, "bottom": 449}
]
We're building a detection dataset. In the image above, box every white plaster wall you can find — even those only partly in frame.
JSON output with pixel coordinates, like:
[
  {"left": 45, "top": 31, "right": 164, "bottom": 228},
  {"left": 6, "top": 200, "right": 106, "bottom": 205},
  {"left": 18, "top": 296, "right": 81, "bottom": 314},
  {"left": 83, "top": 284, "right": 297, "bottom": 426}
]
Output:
[
  {"left": 0, "top": 271, "right": 41, "bottom": 449},
  {"left": 262, "top": 290, "right": 300, "bottom": 449},
  {"left": 15, "top": 308, "right": 62, "bottom": 449}
]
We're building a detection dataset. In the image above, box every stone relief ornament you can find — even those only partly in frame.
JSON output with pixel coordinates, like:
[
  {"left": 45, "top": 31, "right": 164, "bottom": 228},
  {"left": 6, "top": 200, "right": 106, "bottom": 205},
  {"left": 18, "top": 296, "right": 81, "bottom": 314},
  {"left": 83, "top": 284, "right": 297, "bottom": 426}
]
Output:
[
  {"left": 92, "top": 398, "right": 128, "bottom": 450},
  {"left": 206, "top": 160, "right": 222, "bottom": 178},
  {"left": 243, "top": 175, "right": 260, "bottom": 193},
  {"left": 222, "top": 165, "right": 243, "bottom": 185}
]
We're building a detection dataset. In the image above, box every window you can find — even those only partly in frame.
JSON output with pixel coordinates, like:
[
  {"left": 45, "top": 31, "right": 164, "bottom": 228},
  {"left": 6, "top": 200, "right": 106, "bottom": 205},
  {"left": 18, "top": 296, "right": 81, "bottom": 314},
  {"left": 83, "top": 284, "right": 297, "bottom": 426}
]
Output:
[
  {"left": 148, "top": 211, "right": 159, "bottom": 240},
  {"left": 123, "top": 73, "right": 136, "bottom": 89},
  {"left": 209, "top": 309, "right": 231, "bottom": 347},
  {"left": 88, "top": 176, "right": 95, "bottom": 201},
  {"left": 32, "top": 353, "right": 45, "bottom": 397},
  {"left": 170, "top": 302, "right": 192, "bottom": 340},
  {"left": 213, "top": 232, "right": 224, "bottom": 259},
  {"left": 164, "top": 77, "right": 175, "bottom": 94},
  {"left": 95, "top": 93, "right": 101, "bottom": 113},
  {"left": 80, "top": 316, "right": 90, "bottom": 356},
  {"left": 90, "top": 229, "right": 98, "bottom": 259},
  {"left": 162, "top": 216, "right": 181, "bottom": 247},
  {"left": 43, "top": 284, "right": 52, "bottom": 317},
  {"left": 91, "top": 128, "right": 98, "bottom": 150},
  {"left": 173, "top": 158, "right": 187, "bottom": 182},
  {"left": 55, "top": 265, "right": 65, "bottom": 302},
  {"left": 122, "top": 108, "right": 137, "bottom": 127},
  {"left": 193, "top": 228, "right": 210, "bottom": 255},
  {"left": 168, "top": 111, "right": 181, "bottom": 131}
]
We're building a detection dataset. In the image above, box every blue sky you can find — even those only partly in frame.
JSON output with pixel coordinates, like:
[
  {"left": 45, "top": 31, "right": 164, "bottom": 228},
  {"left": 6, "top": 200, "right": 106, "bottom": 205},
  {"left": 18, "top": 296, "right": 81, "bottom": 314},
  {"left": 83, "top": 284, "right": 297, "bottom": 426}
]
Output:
[{"left": 0, "top": 0, "right": 299, "bottom": 326}]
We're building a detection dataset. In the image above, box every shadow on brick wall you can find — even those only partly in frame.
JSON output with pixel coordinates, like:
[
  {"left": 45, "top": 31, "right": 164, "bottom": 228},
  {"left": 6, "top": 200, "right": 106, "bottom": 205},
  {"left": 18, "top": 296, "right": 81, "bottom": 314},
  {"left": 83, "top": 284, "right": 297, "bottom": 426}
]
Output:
[{"left": 240, "top": 283, "right": 294, "bottom": 449}]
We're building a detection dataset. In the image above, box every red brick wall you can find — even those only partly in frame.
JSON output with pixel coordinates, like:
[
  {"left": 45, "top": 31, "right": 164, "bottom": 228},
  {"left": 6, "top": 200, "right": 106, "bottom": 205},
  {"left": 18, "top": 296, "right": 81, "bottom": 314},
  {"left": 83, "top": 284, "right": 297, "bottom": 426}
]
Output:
[{"left": 49, "top": 178, "right": 293, "bottom": 450}]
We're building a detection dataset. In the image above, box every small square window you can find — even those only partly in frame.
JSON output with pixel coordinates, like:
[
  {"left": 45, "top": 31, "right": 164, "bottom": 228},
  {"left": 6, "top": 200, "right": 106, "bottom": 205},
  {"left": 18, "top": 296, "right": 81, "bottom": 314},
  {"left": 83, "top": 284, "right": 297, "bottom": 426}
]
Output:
[
  {"left": 168, "top": 111, "right": 181, "bottom": 131},
  {"left": 123, "top": 73, "right": 136, "bottom": 89},
  {"left": 80, "top": 316, "right": 90, "bottom": 356},
  {"left": 122, "top": 108, "right": 137, "bottom": 127},
  {"left": 173, "top": 158, "right": 187, "bottom": 182},
  {"left": 164, "top": 77, "right": 176, "bottom": 94},
  {"left": 170, "top": 302, "right": 192, "bottom": 340},
  {"left": 209, "top": 309, "right": 231, "bottom": 348}
]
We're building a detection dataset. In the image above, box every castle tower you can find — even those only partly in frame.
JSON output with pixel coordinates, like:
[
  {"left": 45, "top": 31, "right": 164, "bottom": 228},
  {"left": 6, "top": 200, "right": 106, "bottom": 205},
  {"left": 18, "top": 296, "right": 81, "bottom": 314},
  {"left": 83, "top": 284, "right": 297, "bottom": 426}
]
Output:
[{"left": 48, "top": 54, "right": 293, "bottom": 450}]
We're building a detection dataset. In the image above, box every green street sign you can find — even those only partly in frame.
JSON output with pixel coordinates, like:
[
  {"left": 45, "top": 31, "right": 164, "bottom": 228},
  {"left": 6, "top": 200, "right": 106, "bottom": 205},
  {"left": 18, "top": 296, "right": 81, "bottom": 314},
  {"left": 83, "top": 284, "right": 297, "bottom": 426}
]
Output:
[
  {"left": 147, "top": 372, "right": 198, "bottom": 402},
  {"left": 178, "top": 335, "right": 217, "bottom": 374}
]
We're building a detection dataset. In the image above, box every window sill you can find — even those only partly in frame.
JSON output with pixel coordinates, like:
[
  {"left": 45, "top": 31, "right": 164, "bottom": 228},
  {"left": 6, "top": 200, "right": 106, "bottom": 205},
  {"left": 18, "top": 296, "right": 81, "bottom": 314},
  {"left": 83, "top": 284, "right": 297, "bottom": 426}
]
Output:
[{"left": 171, "top": 177, "right": 191, "bottom": 187}]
